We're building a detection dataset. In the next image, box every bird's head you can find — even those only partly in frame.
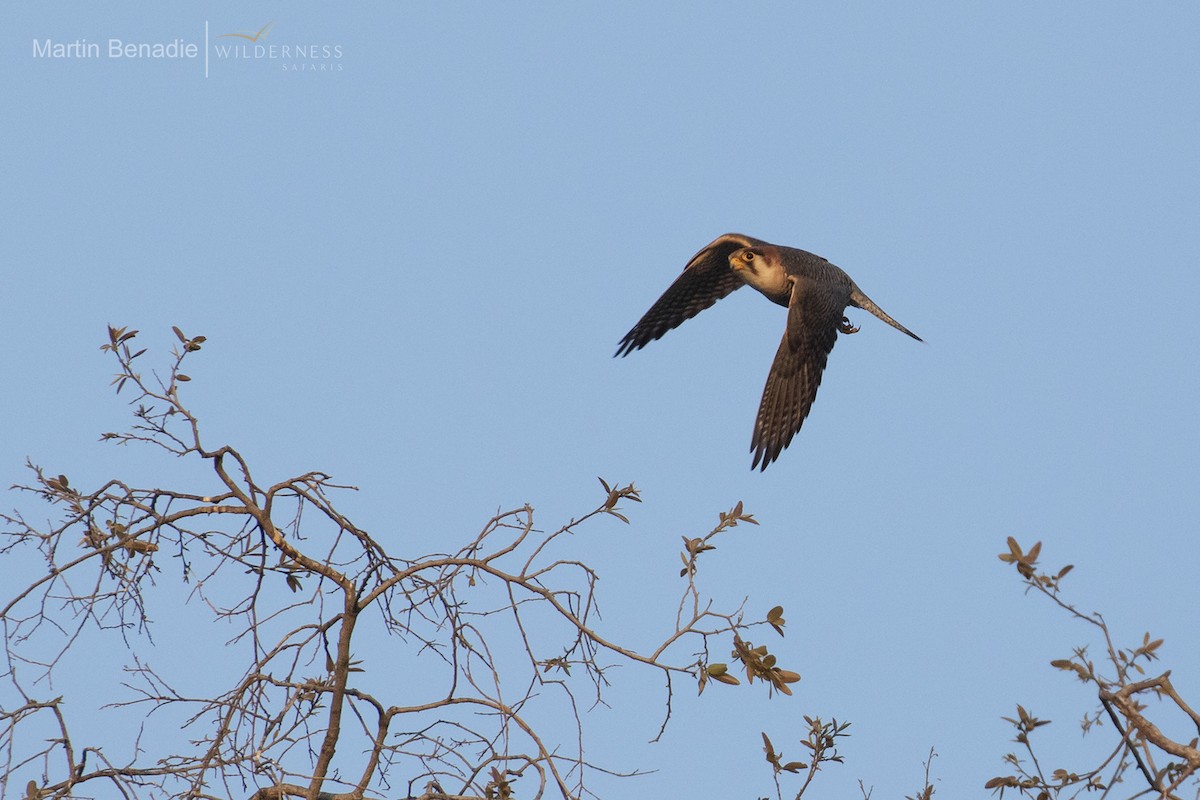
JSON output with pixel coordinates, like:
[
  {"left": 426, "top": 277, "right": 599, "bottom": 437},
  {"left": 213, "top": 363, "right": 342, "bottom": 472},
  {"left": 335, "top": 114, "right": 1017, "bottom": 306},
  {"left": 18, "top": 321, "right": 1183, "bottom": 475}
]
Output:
[
  {"left": 729, "top": 247, "right": 763, "bottom": 274},
  {"left": 728, "top": 245, "right": 791, "bottom": 302}
]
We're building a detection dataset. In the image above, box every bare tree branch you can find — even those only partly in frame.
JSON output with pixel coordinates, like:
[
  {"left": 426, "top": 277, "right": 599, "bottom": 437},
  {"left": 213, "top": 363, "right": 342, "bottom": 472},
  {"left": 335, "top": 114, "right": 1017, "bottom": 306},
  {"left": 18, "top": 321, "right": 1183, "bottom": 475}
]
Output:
[{"left": 1, "top": 327, "right": 815, "bottom": 800}]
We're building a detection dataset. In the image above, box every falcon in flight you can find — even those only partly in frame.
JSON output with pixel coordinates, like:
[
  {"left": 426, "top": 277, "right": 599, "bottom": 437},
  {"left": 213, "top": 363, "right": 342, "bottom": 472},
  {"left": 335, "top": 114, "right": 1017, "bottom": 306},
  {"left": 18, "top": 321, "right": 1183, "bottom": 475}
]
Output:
[{"left": 616, "top": 233, "right": 922, "bottom": 470}]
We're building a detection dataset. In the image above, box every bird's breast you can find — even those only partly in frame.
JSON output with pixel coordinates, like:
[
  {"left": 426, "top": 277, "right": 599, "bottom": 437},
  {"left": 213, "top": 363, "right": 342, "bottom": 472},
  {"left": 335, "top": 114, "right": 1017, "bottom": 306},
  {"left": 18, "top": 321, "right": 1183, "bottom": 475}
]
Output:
[{"left": 735, "top": 266, "right": 793, "bottom": 306}]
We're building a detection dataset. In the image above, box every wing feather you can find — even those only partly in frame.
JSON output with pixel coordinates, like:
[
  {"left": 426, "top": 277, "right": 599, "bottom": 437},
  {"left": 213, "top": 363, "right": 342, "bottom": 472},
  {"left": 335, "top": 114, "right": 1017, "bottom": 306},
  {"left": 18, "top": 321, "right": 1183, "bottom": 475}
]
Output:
[
  {"left": 750, "top": 276, "right": 850, "bottom": 470},
  {"left": 615, "top": 233, "right": 767, "bottom": 357}
]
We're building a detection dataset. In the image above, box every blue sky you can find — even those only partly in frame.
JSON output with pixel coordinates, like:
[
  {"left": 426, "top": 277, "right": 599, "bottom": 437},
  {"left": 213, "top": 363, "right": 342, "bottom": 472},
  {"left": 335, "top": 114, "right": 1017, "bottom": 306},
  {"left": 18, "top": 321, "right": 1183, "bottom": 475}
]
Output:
[{"left": 4, "top": 3, "right": 1200, "bottom": 798}]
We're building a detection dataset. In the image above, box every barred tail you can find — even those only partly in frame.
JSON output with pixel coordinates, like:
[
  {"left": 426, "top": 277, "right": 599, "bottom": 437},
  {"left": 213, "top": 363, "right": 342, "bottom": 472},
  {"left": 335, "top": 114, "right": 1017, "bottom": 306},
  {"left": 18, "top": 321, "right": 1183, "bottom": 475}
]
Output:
[{"left": 849, "top": 287, "right": 923, "bottom": 342}]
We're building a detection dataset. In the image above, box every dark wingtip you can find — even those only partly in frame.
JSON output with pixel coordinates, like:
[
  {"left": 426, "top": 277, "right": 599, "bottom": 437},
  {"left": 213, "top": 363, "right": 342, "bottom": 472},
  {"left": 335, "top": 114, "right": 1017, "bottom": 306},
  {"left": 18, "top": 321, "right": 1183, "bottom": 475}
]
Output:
[
  {"left": 750, "top": 446, "right": 776, "bottom": 472},
  {"left": 613, "top": 336, "right": 638, "bottom": 358}
]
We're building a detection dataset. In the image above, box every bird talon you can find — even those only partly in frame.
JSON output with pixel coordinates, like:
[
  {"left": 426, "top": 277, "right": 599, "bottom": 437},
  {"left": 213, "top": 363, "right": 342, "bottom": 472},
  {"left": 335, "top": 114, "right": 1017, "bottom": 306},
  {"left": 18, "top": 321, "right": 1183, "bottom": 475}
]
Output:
[{"left": 839, "top": 317, "right": 860, "bottom": 335}]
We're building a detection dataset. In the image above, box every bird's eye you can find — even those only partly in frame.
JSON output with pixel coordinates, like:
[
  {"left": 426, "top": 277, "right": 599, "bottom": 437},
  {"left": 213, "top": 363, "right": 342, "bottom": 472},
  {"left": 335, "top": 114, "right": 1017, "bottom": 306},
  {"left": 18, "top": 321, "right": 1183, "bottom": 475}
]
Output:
[{"left": 743, "top": 251, "right": 755, "bottom": 261}]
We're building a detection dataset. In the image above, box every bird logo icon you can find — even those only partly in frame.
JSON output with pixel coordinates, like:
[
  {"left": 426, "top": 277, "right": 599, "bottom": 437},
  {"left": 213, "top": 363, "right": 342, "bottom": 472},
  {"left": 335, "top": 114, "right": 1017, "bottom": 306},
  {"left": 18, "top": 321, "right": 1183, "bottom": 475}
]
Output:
[{"left": 218, "top": 22, "right": 273, "bottom": 42}]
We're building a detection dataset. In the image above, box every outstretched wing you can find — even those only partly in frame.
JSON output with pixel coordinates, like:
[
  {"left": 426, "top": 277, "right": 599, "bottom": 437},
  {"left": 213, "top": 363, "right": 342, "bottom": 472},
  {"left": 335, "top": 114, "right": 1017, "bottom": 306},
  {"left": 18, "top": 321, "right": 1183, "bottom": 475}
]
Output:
[
  {"left": 750, "top": 275, "right": 851, "bottom": 470},
  {"left": 615, "top": 233, "right": 768, "bottom": 357}
]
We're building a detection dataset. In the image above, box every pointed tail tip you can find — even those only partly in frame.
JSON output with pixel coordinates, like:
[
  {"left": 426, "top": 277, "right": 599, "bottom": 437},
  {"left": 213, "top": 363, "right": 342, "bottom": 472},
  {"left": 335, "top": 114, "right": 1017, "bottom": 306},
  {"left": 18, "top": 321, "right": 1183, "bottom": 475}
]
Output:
[
  {"left": 884, "top": 318, "right": 923, "bottom": 343},
  {"left": 881, "top": 315, "right": 922, "bottom": 343}
]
